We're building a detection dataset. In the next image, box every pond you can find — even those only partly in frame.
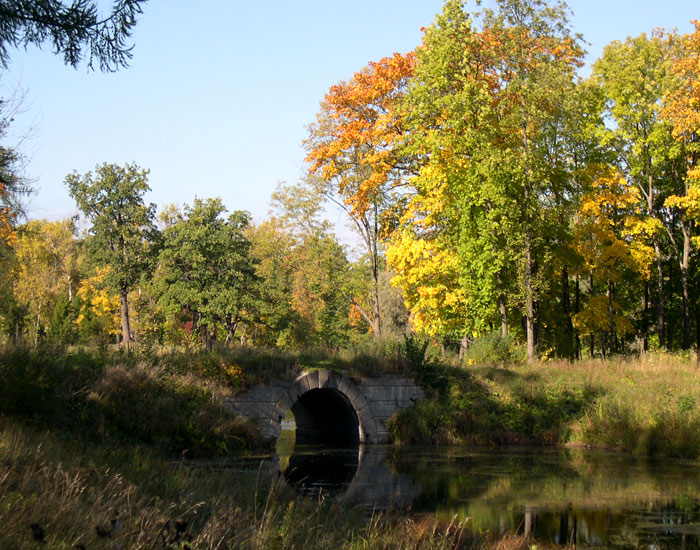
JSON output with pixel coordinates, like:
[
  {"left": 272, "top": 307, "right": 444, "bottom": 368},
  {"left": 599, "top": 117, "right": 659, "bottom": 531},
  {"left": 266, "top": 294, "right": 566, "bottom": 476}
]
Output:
[{"left": 242, "top": 434, "right": 700, "bottom": 549}]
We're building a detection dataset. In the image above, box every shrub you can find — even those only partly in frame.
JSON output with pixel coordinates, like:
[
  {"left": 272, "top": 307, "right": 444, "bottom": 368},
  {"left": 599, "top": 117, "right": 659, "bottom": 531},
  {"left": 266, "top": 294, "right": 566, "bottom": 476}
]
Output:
[{"left": 463, "top": 333, "right": 525, "bottom": 366}]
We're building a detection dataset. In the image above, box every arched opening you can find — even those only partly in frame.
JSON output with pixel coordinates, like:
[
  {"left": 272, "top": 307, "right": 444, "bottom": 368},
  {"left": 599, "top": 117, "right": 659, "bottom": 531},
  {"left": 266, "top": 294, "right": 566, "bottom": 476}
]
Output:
[{"left": 290, "top": 388, "right": 361, "bottom": 446}]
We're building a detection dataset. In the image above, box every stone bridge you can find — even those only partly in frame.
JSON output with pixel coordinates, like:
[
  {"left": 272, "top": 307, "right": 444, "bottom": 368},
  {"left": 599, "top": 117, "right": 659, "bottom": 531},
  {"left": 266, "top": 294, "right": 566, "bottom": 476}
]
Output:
[{"left": 225, "top": 370, "right": 423, "bottom": 444}]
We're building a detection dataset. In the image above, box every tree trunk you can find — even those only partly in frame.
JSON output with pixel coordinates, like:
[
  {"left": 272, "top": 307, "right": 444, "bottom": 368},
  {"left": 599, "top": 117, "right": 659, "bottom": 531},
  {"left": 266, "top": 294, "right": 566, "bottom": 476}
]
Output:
[
  {"left": 607, "top": 280, "right": 615, "bottom": 357},
  {"left": 225, "top": 316, "right": 239, "bottom": 346},
  {"left": 524, "top": 231, "right": 535, "bottom": 362},
  {"left": 680, "top": 222, "right": 691, "bottom": 349},
  {"left": 695, "top": 302, "right": 700, "bottom": 367},
  {"left": 575, "top": 275, "right": 581, "bottom": 360},
  {"left": 654, "top": 237, "right": 665, "bottom": 349},
  {"left": 498, "top": 270, "right": 508, "bottom": 337},
  {"left": 371, "top": 203, "right": 382, "bottom": 340},
  {"left": 643, "top": 282, "right": 649, "bottom": 352},
  {"left": 459, "top": 334, "right": 470, "bottom": 362},
  {"left": 561, "top": 267, "right": 574, "bottom": 359},
  {"left": 119, "top": 284, "right": 131, "bottom": 350}
]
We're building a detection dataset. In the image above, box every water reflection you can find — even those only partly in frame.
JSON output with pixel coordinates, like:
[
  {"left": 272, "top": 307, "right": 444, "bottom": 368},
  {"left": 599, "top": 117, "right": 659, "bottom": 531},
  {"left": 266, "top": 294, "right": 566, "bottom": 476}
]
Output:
[
  {"left": 277, "top": 444, "right": 700, "bottom": 548},
  {"left": 280, "top": 445, "right": 421, "bottom": 509}
]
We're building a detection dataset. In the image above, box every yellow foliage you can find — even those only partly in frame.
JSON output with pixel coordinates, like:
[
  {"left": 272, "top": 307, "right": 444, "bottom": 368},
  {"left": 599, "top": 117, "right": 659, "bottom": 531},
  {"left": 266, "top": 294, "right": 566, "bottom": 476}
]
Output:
[
  {"left": 386, "top": 231, "right": 469, "bottom": 337},
  {"left": 572, "top": 295, "right": 635, "bottom": 337},
  {"left": 75, "top": 266, "right": 120, "bottom": 335}
]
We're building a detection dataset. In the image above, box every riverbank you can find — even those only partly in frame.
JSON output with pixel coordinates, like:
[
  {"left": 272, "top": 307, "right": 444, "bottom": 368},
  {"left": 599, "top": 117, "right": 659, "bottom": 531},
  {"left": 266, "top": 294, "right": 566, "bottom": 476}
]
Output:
[
  {"left": 393, "top": 352, "right": 700, "bottom": 458},
  {"left": 2, "top": 345, "right": 699, "bottom": 458},
  {"left": 2, "top": 346, "right": 699, "bottom": 547},
  {"left": 5, "top": 418, "right": 542, "bottom": 549}
]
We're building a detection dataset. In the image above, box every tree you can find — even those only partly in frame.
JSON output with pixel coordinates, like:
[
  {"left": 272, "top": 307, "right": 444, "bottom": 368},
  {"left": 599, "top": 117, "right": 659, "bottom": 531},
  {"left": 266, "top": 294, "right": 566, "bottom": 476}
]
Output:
[
  {"left": 0, "top": 0, "right": 147, "bottom": 71},
  {"left": 249, "top": 183, "right": 356, "bottom": 348},
  {"left": 389, "top": 0, "right": 583, "bottom": 360},
  {"left": 9, "top": 218, "right": 77, "bottom": 345},
  {"left": 66, "top": 162, "right": 157, "bottom": 349},
  {"left": 592, "top": 32, "right": 682, "bottom": 349},
  {"left": 0, "top": 93, "right": 32, "bottom": 248},
  {"left": 305, "top": 52, "right": 415, "bottom": 339},
  {"left": 661, "top": 21, "right": 700, "bottom": 351},
  {"left": 157, "top": 198, "right": 257, "bottom": 350},
  {"left": 571, "top": 165, "right": 643, "bottom": 356}
]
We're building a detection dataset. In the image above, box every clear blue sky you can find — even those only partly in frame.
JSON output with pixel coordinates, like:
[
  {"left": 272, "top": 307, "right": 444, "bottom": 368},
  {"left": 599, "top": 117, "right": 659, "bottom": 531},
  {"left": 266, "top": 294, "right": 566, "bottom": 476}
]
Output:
[{"left": 5, "top": 0, "right": 699, "bottom": 227}]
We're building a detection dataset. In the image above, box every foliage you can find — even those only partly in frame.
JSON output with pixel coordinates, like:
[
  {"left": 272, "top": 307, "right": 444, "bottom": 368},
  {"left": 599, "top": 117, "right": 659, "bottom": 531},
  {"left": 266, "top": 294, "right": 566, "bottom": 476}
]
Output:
[
  {"left": 6, "top": 2, "right": 700, "bottom": 360},
  {"left": 249, "top": 184, "right": 358, "bottom": 349},
  {"left": 66, "top": 162, "right": 159, "bottom": 348},
  {"left": 0, "top": 0, "right": 147, "bottom": 71},
  {"left": 157, "top": 197, "right": 257, "bottom": 349},
  {"left": 305, "top": 52, "right": 415, "bottom": 338},
  {"left": 6, "top": 219, "right": 78, "bottom": 344},
  {"left": 463, "top": 332, "right": 525, "bottom": 367}
]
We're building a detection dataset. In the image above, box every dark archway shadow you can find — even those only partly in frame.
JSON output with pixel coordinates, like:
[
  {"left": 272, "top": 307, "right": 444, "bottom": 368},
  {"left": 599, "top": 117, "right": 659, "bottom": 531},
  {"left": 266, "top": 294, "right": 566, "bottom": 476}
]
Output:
[{"left": 291, "top": 388, "right": 360, "bottom": 446}]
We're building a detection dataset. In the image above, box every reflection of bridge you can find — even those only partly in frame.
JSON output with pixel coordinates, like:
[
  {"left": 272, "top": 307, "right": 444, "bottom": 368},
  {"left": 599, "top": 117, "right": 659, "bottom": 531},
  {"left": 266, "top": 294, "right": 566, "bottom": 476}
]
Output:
[{"left": 225, "top": 370, "right": 423, "bottom": 444}]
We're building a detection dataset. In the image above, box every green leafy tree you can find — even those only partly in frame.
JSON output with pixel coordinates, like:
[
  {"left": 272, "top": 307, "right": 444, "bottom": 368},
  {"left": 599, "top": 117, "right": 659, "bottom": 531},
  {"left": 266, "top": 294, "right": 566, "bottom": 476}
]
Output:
[
  {"left": 592, "top": 32, "right": 682, "bottom": 349},
  {"left": 250, "top": 183, "right": 355, "bottom": 348},
  {"left": 158, "top": 197, "right": 257, "bottom": 350},
  {"left": 66, "top": 162, "right": 158, "bottom": 349},
  {"left": 391, "top": 0, "right": 583, "bottom": 360}
]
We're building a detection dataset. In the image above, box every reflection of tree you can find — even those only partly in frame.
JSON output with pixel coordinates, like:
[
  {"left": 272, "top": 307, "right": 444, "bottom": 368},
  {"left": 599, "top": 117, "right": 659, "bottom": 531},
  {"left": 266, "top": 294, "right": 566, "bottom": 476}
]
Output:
[{"left": 390, "top": 448, "right": 700, "bottom": 544}]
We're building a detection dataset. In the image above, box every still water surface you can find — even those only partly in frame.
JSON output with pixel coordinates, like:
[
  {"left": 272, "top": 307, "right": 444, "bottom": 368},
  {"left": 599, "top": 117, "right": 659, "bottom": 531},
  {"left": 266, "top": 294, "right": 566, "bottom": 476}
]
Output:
[{"left": 229, "top": 440, "right": 700, "bottom": 549}]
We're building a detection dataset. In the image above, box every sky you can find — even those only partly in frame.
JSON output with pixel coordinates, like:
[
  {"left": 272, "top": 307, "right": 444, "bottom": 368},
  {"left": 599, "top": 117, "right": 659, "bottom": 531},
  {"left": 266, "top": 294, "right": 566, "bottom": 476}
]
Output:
[{"left": 4, "top": 0, "right": 699, "bottom": 232}]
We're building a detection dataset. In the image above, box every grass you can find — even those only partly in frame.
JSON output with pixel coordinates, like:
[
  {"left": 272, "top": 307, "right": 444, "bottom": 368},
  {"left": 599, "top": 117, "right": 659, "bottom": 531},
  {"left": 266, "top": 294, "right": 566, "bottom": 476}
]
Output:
[
  {"left": 1, "top": 418, "right": 521, "bottom": 549},
  {"left": 0, "top": 345, "right": 264, "bottom": 457},
  {"left": 2, "top": 343, "right": 700, "bottom": 547},
  {"left": 391, "top": 351, "right": 700, "bottom": 458}
]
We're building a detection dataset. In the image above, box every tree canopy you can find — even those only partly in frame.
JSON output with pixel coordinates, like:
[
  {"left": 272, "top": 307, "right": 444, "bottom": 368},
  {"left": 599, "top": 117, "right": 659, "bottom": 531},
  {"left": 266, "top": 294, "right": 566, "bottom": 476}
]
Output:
[{"left": 0, "top": 0, "right": 147, "bottom": 71}]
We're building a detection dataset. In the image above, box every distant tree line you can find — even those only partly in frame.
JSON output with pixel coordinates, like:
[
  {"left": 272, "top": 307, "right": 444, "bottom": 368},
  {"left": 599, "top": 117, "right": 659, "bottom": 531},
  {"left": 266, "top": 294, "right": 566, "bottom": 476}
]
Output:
[{"left": 1, "top": 0, "right": 699, "bottom": 361}]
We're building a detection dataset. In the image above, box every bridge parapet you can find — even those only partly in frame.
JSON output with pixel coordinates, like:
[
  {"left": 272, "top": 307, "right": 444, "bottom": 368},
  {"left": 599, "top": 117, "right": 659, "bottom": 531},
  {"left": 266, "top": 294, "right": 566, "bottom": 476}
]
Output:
[{"left": 225, "top": 370, "right": 423, "bottom": 444}]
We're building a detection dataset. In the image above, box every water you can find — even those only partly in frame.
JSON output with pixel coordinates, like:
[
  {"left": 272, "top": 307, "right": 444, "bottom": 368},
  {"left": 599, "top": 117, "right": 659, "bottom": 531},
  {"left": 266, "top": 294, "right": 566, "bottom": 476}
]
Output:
[{"left": 268, "top": 440, "right": 700, "bottom": 549}]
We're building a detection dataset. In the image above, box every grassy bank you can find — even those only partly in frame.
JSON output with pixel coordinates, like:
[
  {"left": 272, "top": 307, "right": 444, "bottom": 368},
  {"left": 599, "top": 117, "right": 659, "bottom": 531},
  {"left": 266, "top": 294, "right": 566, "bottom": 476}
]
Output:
[
  {"left": 2, "top": 344, "right": 700, "bottom": 547},
  {"left": 0, "top": 346, "right": 267, "bottom": 457},
  {"left": 2, "top": 418, "right": 522, "bottom": 549},
  {"left": 392, "top": 352, "right": 700, "bottom": 458}
]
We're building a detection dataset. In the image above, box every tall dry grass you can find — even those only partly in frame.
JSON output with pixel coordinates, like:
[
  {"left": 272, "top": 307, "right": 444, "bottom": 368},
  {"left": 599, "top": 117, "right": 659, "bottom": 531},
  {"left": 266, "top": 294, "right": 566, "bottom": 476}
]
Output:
[
  {"left": 0, "top": 419, "right": 496, "bottom": 549},
  {"left": 392, "top": 351, "right": 700, "bottom": 458}
]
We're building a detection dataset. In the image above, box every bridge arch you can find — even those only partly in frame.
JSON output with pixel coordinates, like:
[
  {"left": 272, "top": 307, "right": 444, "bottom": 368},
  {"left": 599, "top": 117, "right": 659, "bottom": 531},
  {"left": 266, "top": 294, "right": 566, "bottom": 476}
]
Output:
[{"left": 270, "top": 370, "right": 379, "bottom": 444}]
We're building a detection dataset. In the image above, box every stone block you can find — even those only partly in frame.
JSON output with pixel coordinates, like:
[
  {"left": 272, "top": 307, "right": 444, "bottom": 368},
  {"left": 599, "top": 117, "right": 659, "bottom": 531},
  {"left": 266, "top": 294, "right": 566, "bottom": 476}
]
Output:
[
  {"left": 306, "top": 370, "right": 320, "bottom": 390},
  {"left": 276, "top": 392, "right": 294, "bottom": 411},
  {"left": 298, "top": 373, "right": 311, "bottom": 393},
  {"left": 372, "top": 401, "right": 401, "bottom": 419},
  {"left": 327, "top": 371, "right": 342, "bottom": 389},
  {"left": 359, "top": 385, "right": 378, "bottom": 402},
  {"left": 318, "top": 369, "right": 331, "bottom": 388},
  {"left": 286, "top": 384, "right": 302, "bottom": 402},
  {"left": 336, "top": 375, "right": 353, "bottom": 395},
  {"left": 362, "top": 417, "right": 378, "bottom": 437}
]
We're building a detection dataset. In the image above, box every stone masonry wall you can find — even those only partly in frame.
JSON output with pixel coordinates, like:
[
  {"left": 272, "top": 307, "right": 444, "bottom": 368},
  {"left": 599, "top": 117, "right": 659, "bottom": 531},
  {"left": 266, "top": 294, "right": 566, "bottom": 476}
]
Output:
[{"left": 224, "top": 370, "right": 423, "bottom": 443}]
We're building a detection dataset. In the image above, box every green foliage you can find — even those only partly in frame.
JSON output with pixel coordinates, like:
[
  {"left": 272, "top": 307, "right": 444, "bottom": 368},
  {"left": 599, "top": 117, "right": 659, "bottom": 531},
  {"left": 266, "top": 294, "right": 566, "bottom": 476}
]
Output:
[
  {"left": 463, "top": 332, "right": 525, "bottom": 366},
  {"left": 157, "top": 197, "right": 257, "bottom": 348},
  {"left": 66, "top": 163, "right": 159, "bottom": 294},
  {"left": 47, "top": 292, "right": 77, "bottom": 345},
  {"left": 0, "top": 347, "right": 260, "bottom": 456},
  {"left": 0, "top": 0, "right": 147, "bottom": 71},
  {"left": 66, "top": 163, "right": 159, "bottom": 347}
]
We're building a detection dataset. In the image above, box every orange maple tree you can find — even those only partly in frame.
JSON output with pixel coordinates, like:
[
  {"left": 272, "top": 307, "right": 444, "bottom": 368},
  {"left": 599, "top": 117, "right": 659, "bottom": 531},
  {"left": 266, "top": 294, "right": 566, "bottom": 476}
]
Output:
[
  {"left": 304, "top": 52, "right": 415, "bottom": 338},
  {"left": 305, "top": 51, "right": 415, "bottom": 219}
]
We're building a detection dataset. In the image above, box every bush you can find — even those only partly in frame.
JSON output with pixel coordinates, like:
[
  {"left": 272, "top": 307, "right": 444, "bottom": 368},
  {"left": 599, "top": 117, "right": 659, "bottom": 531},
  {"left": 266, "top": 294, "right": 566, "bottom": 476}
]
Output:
[
  {"left": 0, "top": 346, "right": 262, "bottom": 456},
  {"left": 463, "top": 332, "right": 525, "bottom": 366}
]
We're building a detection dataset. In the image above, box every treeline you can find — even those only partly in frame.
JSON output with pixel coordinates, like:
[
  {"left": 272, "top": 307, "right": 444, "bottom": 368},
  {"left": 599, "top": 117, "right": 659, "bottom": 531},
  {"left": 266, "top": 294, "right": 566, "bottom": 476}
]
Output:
[
  {"left": 304, "top": 0, "right": 700, "bottom": 361},
  {"left": 0, "top": 164, "right": 408, "bottom": 351},
  {"left": 1, "top": 0, "right": 699, "bottom": 361}
]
